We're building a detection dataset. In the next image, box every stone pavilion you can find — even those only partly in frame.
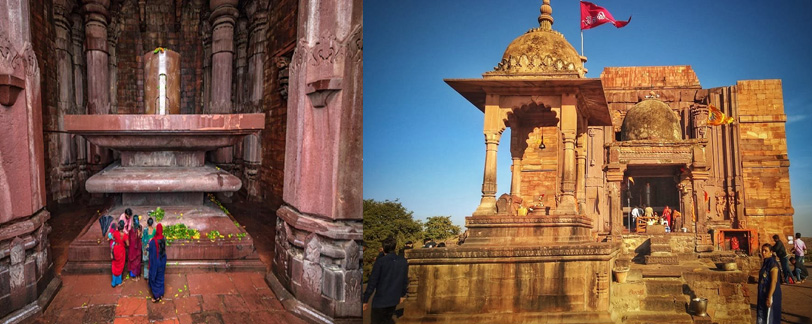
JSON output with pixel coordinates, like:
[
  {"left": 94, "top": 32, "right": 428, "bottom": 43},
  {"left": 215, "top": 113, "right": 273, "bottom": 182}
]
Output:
[{"left": 403, "top": 1, "right": 794, "bottom": 323}]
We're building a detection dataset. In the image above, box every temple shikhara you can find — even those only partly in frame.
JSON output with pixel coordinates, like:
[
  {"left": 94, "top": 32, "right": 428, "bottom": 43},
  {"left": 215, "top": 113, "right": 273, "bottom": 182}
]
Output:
[
  {"left": 404, "top": 1, "right": 794, "bottom": 323},
  {"left": 0, "top": 0, "right": 361, "bottom": 323}
]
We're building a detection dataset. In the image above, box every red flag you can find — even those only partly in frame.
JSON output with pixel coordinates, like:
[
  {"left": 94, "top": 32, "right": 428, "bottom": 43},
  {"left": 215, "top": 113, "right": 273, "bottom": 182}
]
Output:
[{"left": 580, "top": 1, "right": 631, "bottom": 30}]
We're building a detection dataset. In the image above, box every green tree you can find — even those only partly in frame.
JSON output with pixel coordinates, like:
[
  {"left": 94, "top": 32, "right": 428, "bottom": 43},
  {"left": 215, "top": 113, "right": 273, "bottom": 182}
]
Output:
[
  {"left": 363, "top": 199, "right": 423, "bottom": 281},
  {"left": 423, "top": 216, "right": 461, "bottom": 242}
]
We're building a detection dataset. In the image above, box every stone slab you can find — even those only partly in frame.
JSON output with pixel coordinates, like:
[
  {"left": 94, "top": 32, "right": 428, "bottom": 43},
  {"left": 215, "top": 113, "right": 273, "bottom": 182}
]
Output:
[{"left": 85, "top": 163, "right": 241, "bottom": 194}]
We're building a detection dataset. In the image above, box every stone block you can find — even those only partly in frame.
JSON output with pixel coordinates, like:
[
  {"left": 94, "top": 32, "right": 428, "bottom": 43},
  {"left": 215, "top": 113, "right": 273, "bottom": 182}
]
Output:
[
  {"left": 642, "top": 296, "right": 684, "bottom": 312},
  {"left": 321, "top": 266, "right": 345, "bottom": 300}
]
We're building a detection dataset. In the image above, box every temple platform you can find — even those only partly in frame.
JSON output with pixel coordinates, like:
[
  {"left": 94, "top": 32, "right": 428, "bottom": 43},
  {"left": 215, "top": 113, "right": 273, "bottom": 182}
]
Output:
[
  {"left": 400, "top": 242, "right": 620, "bottom": 324},
  {"left": 63, "top": 202, "right": 264, "bottom": 273}
]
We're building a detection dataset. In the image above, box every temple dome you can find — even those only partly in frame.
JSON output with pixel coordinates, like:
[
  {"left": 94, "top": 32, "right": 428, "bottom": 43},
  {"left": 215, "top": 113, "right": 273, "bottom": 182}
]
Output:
[
  {"left": 486, "top": 0, "right": 585, "bottom": 78},
  {"left": 621, "top": 99, "right": 682, "bottom": 141},
  {"left": 488, "top": 29, "right": 585, "bottom": 77}
]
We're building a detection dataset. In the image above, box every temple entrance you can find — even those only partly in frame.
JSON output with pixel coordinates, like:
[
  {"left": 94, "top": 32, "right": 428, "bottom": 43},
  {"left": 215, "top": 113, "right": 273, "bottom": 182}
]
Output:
[{"left": 622, "top": 166, "right": 682, "bottom": 230}]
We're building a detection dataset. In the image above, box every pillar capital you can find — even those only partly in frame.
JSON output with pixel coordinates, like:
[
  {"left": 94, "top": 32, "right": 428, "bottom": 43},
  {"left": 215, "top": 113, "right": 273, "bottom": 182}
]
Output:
[
  {"left": 82, "top": 0, "right": 110, "bottom": 25},
  {"left": 209, "top": 0, "right": 239, "bottom": 26}
]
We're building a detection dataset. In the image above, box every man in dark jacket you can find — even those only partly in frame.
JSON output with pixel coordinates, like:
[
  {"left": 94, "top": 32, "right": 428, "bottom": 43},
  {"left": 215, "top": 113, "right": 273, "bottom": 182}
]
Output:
[
  {"left": 773, "top": 234, "right": 798, "bottom": 284},
  {"left": 363, "top": 237, "right": 409, "bottom": 324}
]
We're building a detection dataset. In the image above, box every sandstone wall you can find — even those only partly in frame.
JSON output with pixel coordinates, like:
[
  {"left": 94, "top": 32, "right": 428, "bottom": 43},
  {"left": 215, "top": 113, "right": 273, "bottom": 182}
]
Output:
[{"left": 734, "top": 80, "right": 794, "bottom": 245}]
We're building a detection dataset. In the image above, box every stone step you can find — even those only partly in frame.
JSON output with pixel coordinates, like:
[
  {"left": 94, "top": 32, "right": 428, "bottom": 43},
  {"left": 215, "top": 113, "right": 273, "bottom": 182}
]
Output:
[
  {"left": 645, "top": 254, "right": 679, "bottom": 265},
  {"left": 650, "top": 243, "right": 672, "bottom": 253},
  {"left": 644, "top": 278, "right": 686, "bottom": 296},
  {"left": 624, "top": 311, "right": 693, "bottom": 324},
  {"left": 650, "top": 236, "right": 671, "bottom": 245},
  {"left": 642, "top": 296, "right": 689, "bottom": 312}
]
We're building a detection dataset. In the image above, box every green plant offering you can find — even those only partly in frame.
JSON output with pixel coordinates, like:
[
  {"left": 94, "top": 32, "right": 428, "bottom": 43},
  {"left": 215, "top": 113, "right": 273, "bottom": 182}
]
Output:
[
  {"left": 148, "top": 207, "right": 165, "bottom": 222},
  {"left": 207, "top": 230, "right": 221, "bottom": 241},
  {"left": 163, "top": 223, "right": 200, "bottom": 242}
]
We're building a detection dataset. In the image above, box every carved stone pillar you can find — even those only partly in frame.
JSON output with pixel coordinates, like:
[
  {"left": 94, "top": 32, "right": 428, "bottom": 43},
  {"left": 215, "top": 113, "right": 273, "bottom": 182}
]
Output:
[
  {"left": 201, "top": 20, "right": 212, "bottom": 113},
  {"left": 473, "top": 131, "right": 501, "bottom": 216},
  {"left": 234, "top": 17, "right": 248, "bottom": 112},
  {"left": 576, "top": 130, "right": 587, "bottom": 214},
  {"left": 556, "top": 94, "right": 578, "bottom": 214},
  {"left": 678, "top": 172, "right": 694, "bottom": 233},
  {"left": 510, "top": 157, "right": 521, "bottom": 197},
  {"left": 71, "top": 12, "right": 89, "bottom": 188},
  {"left": 0, "top": 0, "right": 59, "bottom": 321},
  {"left": 231, "top": 17, "right": 248, "bottom": 177},
  {"left": 605, "top": 159, "right": 624, "bottom": 239},
  {"left": 691, "top": 104, "right": 709, "bottom": 139},
  {"left": 107, "top": 16, "right": 120, "bottom": 113},
  {"left": 53, "top": 0, "right": 78, "bottom": 203},
  {"left": 242, "top": 0, "right": 268, "bottom": 201},
  {"left": 208, "top": 0, "right": 237, "bottom": 114},
  {"left": 82, "top": 0, "right": 112, "bottom": 175},
  {"left": 208, "top": 0, "right": 238, "bottom": 181},
  {"left": 270, "top": 0, "right": 363, "bottom": 322}
]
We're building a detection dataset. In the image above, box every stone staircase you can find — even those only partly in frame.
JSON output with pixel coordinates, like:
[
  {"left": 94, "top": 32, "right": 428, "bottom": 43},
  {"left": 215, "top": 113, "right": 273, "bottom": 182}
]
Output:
[
  {"left": 613, "top": 235, "right": 731, "bottom": 324},
  {"left": 644, "top": 236, "right": 679, "bottom": 265},
  {"left": 613, "top": 266, "right": 700, "bottom": 324}
]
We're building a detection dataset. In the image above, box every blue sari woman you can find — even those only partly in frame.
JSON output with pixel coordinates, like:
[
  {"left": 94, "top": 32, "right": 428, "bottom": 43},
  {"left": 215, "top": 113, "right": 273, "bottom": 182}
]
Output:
[
  {"left": 757, "top": 243, "right": 782, "bottom": 324},
  {"left": 148, "top": 223, "right": 167, "bottom": 302}
]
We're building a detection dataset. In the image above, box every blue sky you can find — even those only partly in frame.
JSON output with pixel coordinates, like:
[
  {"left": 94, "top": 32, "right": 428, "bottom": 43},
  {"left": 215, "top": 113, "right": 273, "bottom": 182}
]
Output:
[{"left": 364, "top": 1, "right": 812, "bottom": 236}]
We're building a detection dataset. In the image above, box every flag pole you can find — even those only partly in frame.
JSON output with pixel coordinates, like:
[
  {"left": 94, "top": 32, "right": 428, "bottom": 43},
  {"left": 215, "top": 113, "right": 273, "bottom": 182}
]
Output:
[{"left": 581, "top": 30, "right": 584, "bottom": 56}]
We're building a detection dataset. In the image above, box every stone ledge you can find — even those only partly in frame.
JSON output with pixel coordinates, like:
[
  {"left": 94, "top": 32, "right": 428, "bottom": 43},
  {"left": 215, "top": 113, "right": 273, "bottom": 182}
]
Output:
[
  {"left": 645, "top": 255, "right": 679, "bottom": 265},
  {"left": 85, "top": 162, "right": 241, "bottom": 193},
  {"left": 277, "top": 205, "right": 362, "bottom": 241},
  {"left": 406, "top": 243, "right": 620, "bottom": 263},
  {"left": 465, "top": 215, "right": 593, "bottom": 227}
]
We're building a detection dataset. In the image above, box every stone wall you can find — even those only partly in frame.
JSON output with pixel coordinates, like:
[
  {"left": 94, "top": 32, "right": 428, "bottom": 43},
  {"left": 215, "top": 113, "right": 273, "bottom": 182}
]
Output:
[
  {"left": 402, "top": 246, "right": 617, "bottom": 323},
  {"left": 1, "top": 0, "right": 59, "bottom": 321},
  {"left": 256, "top": 0, "right": 297, "bottom": 208},
  {"left": 734, "top": 80, "right": 795, "bottom": 245},
  {"left": 517, "top": 126, "right": 559, "bottom": 210},
  {"left": 114, "top": 0, "right": 203, "bottom": 114}
]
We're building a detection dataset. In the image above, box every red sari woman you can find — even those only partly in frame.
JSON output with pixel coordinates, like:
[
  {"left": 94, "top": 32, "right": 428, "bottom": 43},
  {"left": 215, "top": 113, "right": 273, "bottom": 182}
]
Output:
[
  {"left": 127, "top": 215, "right": 142, "bottom": 280},
  {"left": 111, "top": 220, "right": 129, "bottom": 287}
]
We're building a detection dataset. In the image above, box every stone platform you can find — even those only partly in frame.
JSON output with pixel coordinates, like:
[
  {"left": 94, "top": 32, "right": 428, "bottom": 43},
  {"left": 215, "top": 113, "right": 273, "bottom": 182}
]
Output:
[
  {"left": 64, "top": 203, "right": 263, "bottom": 273},
  {"left": 400, "top": 242, "right": 620, "bottom": 324}
]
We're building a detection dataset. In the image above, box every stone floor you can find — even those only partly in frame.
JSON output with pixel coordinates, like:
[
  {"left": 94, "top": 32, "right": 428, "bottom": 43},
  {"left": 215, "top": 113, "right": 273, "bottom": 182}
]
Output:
[
  {"left": 34, "top": 272, "right": 306, "bottom": 324},
  {"left": 34, "top": 200, "right": 301, "bottom": 324}
]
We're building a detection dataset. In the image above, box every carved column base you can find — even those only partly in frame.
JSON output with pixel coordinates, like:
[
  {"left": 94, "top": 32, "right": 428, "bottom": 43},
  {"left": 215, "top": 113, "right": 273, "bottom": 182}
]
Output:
[
  {"left": 243, "top": 162, "right": 261, "bottom": 202},
  {"left": 0, "top": 209, "right": 60, "bottom": 322},
  {"left": 271, "top": 205, "right": 362, "bottom": 322},
  {"left": 472, "top": 196, "right": 497, "bottom": 216},
  {"left": 553, "top": 194, "right": 579, "bottom": 215}
]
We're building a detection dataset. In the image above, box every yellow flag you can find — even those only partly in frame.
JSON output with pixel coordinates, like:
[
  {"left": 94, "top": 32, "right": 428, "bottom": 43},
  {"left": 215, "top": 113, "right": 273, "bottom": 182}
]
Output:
[{"left": 708, "top": 104, "right": 734, "bottom": 126}]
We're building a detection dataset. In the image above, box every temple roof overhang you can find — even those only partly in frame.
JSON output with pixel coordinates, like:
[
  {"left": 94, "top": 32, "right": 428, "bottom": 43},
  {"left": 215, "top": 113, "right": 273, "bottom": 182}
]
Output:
[{"left": 445, "top": 78, "right": 612, "bottom": 126}]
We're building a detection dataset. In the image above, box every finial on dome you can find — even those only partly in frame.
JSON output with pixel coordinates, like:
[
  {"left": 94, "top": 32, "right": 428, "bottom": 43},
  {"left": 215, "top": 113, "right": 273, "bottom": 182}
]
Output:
[{"left": 538, "top": 0, "right": 554, "bottom": 30}]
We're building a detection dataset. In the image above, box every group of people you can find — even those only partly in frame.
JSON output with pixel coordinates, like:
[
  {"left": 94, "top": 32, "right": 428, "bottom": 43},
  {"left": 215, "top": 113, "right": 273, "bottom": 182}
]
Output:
[
  {"left": 757, "top": 233, "right": 808, "bottom": 324},
  {"left": 104, "top": 208, "right": 168, "bottom": 303},
  {"left": 631, "top": 205, "right": 681, "bottom": 233}
]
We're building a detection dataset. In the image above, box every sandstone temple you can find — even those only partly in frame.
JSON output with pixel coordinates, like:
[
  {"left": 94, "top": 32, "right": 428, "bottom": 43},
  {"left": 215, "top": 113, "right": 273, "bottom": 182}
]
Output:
[
  {"left": 0, "top": 0, "right": 361, "bottom": 323},
  {"left": 403, "top": 1, "right": 794, "bottom": 323}
]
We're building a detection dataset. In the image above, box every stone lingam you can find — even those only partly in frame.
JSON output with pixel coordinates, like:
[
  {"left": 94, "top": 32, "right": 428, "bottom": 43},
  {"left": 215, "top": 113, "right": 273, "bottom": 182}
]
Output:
[{"left": 63, "top": 49, "right": 265, "bottom": 272}]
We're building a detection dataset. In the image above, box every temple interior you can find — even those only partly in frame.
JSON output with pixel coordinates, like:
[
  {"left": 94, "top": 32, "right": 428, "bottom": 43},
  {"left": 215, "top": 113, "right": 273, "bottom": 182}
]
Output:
[{"left": 0, "top": 0, "right": 362, "bottom": 323}]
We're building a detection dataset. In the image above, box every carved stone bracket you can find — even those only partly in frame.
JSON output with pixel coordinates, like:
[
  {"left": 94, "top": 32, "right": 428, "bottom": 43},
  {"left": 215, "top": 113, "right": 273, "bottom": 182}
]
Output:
[
  {"left": 305, "top": 78, "right": 342, "bottom": 108},
  {"left": 0, "top": 74, "right": 24, "bottom": 106}
]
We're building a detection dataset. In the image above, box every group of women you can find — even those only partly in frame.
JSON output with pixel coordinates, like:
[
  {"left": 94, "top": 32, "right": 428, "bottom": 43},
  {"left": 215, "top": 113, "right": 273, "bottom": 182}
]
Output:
[{"left": 109, "top": 208, "right": 168, "bottom": 303}]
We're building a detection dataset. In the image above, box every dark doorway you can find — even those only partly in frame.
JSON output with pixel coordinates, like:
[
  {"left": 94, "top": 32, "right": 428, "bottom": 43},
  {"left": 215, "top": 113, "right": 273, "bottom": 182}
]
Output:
[{"left": 622, "top": 166, "right": 681, "bottom": 214}]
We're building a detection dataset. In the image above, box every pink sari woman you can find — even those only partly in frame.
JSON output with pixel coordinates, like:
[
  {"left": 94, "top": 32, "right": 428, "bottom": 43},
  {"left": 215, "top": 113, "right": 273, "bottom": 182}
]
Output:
[{"left": 127, "top": 215, "right": 142, "bottom": 279}]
